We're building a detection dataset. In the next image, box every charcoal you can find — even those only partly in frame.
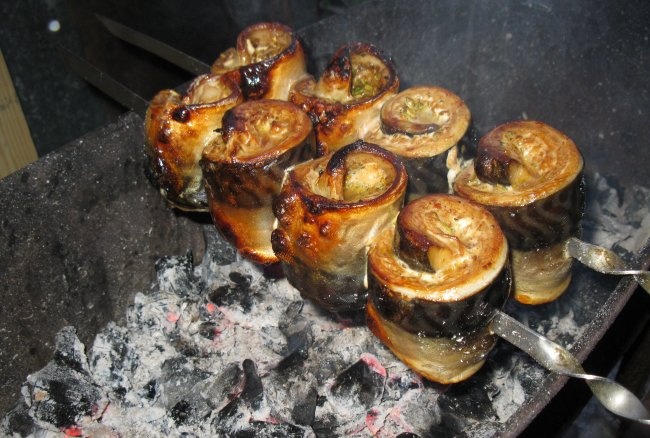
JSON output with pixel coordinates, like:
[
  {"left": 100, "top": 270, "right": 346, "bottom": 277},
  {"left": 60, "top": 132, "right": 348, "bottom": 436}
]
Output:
[
  {"left": 276, "top": 342, "right": 310, "bottom": 370},
  {"left": 140, "top": 379, "right": 158, "bottom": 401},
  {"left": 1, "top": 403, "right": 36, "bottom": 436},
  {"left": 198, "top": 321, "right": 219, "bottom": 340},
  {"left": 24, "top": 361, "right": 102, "bottom": 428},
  {"left": 388, "top": 389, "right": 442, "bottom": 437},
  {"left": 426, "top": 411, "right": 465, "bottom": 438},
  {"left": 18, "top": 327, "right": 103, "bottom": 428},
  {"left": 311, "top": 413, "right": 339, "bottom": 438},
  {"left": 277, "top": 302, "right": 313, "bottom": 370},
  {"left": 279, "top": 301, "right": 312, "bottom": 343},
  {"left": 170, "top": 398, "right": 212, "bottom": 427},
  {"left": 168, "top": 331, "right": 202, "bottom": 357},
  {"left": 330, "top": 359, "right": 385, "bottom": 409},
  {"left": 307, "top": 356, "right": 340, "bottom": 385},
  {"left": 196, "top": 362, "right": 245, "bottom": 410},
  {"left": 212, "top": 397, "right": 250, "bottom": 435},
  {"left": 155, "top": 250, "right": 204, "bottom": 298},
  {"left": 53, "top": 326, "right": 91, "bottom": 375},
  {"left": 159, "top": 357, "right": 212, "bottom": 409},
  {"left": 229, "top": 271, "right": 252, "bottom": 287},
  {"left": 291, "top": 387, "right": 318, "bottom": 426},
  {"left": 212, "top": 359, "right": 264, "bottom": 436},
  {"left": 207, "top": 273, "right": 257, "bottom": 311},
  {"left": 384, "top": 373, "right": 423, "bottom": 401},
  {"left": 89, "top": 323, "right": 139, "bottom": 397},
  {"left": 279, "top": 300, "right": 305, "bottom": 328},
  {"left": 171, "top": 399, "right": 192, "bottom": 425},
  {"left": 438, "top": 380, "right": 496, "bottom": 420},
  {"left": 396, "top": 433, "right": 421, "bottom": 438},
  {"left": 241, "top": 359, "right": 264, "bottom": 408},
  {"left": 233, "top": 420, "right": 308, "bottom": 437}
]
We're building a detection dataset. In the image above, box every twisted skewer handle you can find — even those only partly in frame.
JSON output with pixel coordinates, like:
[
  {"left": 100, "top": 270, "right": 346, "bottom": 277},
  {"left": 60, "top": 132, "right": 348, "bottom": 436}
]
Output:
[{"left": 491, "top": 310, "right": 650, "bottom": 424}]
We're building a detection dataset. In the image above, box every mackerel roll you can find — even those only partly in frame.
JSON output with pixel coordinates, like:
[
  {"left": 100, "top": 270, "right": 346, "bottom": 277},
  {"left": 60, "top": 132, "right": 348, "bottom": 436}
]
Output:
[
  {"left": 364, "top": 86, "right": 472, "bottom": 197},
  {"left": 144, "top": 74, "right": 243, "bottom": 211},
  {"left": 454, "top": 121, "right": 584, "bottom": 305},
  {"left": 200, "top": 100, "right": 316, "bottom": 265},
  {"left": 211, "top": 22, "right": 307, "bottom": 100},
  {"left": 289, "top": 43, "right": 399, "bottom": 154},
  {"left": 367, "top": 194, "right": 511, "bottom": 384},
  {"left": 271, "top": 141, "right": 408, "bottom": 312}
]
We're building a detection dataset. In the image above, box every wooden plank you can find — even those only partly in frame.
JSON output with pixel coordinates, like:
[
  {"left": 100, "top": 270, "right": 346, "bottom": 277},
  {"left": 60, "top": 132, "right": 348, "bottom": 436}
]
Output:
[{"left": 0, "top": 49, "right": 38, "bottom": 179}]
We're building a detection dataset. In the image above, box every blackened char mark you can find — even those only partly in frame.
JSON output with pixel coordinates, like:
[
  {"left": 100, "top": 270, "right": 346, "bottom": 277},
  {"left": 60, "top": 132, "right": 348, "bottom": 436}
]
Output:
[
  {"left": 239, "top": 60, "right": 273, "bottom": 100},
  {"left": 324, "top": 45, "right": 352, "bottom": 82}
]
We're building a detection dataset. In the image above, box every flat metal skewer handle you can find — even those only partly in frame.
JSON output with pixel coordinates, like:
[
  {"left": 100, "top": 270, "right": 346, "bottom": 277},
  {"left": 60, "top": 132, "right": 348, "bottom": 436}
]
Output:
[
  {"left": 566, "top": 237, "right": 650, "bottom": 294},
  {"left": 490, "top": 310, "right": 650, "bottom": 425}
]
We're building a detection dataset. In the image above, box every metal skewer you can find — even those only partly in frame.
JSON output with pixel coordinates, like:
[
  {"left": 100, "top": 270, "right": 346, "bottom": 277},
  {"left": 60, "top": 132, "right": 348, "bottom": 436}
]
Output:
[
  {"left": 566, "top": 237, "right": 650, "bottom": 294},
  {"left": 96, "top": 14, "right": 211, "bottom": 76},
  {"left": 491, "top": 310, "right": 650, "bottom": 425},
  {"left": 57, "top": 46, "right": 149, "bottom": 117}
]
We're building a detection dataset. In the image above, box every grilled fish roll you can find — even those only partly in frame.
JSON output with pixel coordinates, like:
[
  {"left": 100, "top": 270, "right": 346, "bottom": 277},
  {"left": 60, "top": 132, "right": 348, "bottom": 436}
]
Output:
[
  {"left": 211, "top": 22, "right": 307, "bottom": 100},
  {"left": 200, "top": 100, "right": 316, "bottom": 265},
  {"left": 367, "top": 194, "right": 511, "bottom": 384},
  {"left": 289, "top": 43, "right": 399, "bottom": 154},
  {"left": 144, "top": 74, "right": 243, "bottom": 211},
  {"left": 454, "top": 121, "right": 584, "bottom": 305},
  {"left": 271, "top": 141, "right": 408, "bottom": 312},
  {"left": 364, "top": 86, "right": 472, "bottom": 197}
]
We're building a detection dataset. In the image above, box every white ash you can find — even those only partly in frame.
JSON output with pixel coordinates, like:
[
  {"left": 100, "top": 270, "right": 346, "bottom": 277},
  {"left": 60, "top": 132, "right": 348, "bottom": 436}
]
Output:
[
  {"left": 5, "top": 228, "right": 515, "bottom": 438},
  {"left": 486, "top": 355, "right": 528, "bottom": 422},
  {"left": 584, "top": 173, "right": 650, "bottom": 257}
]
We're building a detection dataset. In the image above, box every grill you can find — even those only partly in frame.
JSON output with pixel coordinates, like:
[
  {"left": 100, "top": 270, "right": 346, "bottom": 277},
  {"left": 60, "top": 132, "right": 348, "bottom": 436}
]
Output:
[{"left": 1, "top": 0, "right": 649, "bottom": 436}]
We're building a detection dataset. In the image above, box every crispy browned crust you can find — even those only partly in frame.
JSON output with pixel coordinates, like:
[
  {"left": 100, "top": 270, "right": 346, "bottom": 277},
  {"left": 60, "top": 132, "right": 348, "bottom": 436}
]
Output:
[
  {"left": 369, "top": 195, "right": 509, "bottom": 298},
  {"left": 271, "top": 141, "right": 408, "bottom": 311},
  {"left": 366, "top": 194, "right": 510, "bottom": 383},
  {"left": 454, "top": 121, "right": 584, "bottom": 208},
  {"left": 366, "top": 86, "right": 471, "bottom": 157},
  {"left": 211, "top": 22, "right": 307, "bottom": 100},
  {"left": 144, "top": 74, "right": 243, "bottom": 211},
  {"left": 453, "top": 121, "right": 585, "bottom": 304},
  {"left": 363, "top": 86, "right": 472, "bottom": 196},
  {"left": 289, "top": 43, "right": 399, "bottom": 154},
  {"left": 201, "top": 99, "right": 315, "bottom": 265}
]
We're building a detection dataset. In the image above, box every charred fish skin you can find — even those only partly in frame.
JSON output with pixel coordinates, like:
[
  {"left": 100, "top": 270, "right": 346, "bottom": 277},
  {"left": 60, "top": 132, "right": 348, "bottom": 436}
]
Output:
[
  {"left": 271, "top": 141, "right": 408, "bottom": 312},
  {"left": 289, "top": 42, "right": 399, "bottom": 155},
  {"left": 201, "top": 99, "right": 316, "bottom": 265},
  {"left": 366, "top": 194, "right": 511, "bottom": 384},
  {"left": 211, "top": 22, "right": 307, "bottom": 101},
  {"left": 364, "top": 86, "right": 473, "bottom": 197},
  {"left": 453, "top": 120, "right": 585, "bottom": 305},
  {"left": 144, "top": 74, "right": 243, "bottom": 211}
]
